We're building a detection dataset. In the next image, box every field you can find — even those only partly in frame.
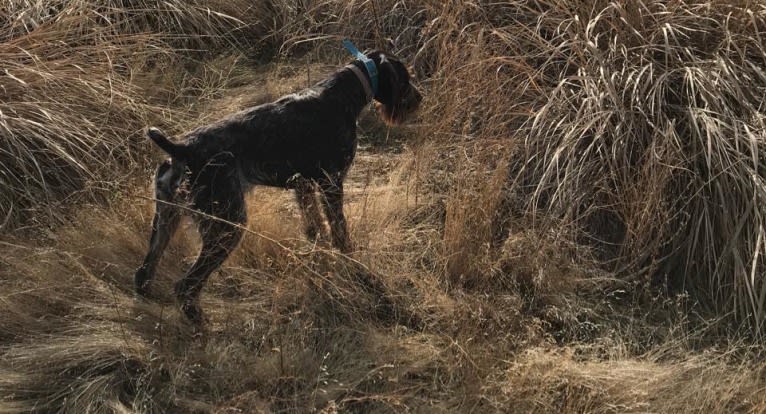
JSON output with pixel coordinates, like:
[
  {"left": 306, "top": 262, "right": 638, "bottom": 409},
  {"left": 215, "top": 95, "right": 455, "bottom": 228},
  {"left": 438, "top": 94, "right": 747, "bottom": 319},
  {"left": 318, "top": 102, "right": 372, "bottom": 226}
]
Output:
[{"left": 2, "top": 1, "right": 766, "bottom": 412}]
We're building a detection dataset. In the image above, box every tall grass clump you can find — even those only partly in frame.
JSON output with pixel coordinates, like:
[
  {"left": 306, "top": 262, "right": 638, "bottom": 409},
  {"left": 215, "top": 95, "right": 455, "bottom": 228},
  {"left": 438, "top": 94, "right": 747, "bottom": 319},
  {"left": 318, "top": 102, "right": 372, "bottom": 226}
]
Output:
[
  {"left": 0, "top": 24, "right": 162, "bottom": 228},
  {"left": 2, "top": 0, "right": 257, "bottom": 49},
  {"left": 252, "top": 0, "right": 429, "bottom": 59},
  {"left": 0, "top": 1, "right": 262, "bottom": 229},
  {"left": 503, "top": 1, "right": 766, "bottom": 335},
  {"left": 321, "top": 0, "right": 766, "bottom": 337}
]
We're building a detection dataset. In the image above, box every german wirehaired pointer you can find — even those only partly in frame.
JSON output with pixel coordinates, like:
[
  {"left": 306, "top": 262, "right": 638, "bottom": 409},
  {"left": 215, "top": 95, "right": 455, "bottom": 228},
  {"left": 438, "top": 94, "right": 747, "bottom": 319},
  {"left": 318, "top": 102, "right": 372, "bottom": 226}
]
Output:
[{"left": 134, "top": 48, "right": 421, "bottom": 325}]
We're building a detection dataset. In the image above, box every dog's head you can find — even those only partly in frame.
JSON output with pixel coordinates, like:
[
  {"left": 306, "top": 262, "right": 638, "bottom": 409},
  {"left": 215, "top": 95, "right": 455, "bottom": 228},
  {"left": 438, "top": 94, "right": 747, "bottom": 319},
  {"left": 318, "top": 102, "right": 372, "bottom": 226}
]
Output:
[{"left": 367, "top": 51, "right": 422, "bottom": 125}]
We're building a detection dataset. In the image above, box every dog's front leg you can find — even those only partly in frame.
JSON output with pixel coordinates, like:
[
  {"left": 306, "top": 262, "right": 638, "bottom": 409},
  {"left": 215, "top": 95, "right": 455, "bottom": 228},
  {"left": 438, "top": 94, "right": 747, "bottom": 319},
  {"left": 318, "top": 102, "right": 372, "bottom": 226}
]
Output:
[
  {"left": 293, "top": 177, "right": 326, "bottom": 242},
  {"left": 319, "top": 178, "right": 352, "bottom": 253}
]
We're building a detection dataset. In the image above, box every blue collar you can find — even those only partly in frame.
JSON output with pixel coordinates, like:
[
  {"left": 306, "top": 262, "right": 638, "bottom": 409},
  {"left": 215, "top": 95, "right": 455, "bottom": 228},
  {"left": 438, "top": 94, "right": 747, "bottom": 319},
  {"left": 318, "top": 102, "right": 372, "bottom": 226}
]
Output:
[{"left": 342, "top": 39, "right": 378, "bottom": 96}]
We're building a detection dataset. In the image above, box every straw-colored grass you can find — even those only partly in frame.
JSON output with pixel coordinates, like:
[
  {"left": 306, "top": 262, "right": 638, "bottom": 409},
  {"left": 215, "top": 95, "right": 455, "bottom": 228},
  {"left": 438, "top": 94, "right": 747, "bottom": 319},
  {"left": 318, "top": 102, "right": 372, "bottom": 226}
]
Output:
[
  {"left": 0, "top": 0, "right": 267, "bottom": 229},
  {"left": 3, "top": 0, "right": 766, "bottom": 412},
  {"left": 502, "top": 1, "right": 766, "bottom": 336}
]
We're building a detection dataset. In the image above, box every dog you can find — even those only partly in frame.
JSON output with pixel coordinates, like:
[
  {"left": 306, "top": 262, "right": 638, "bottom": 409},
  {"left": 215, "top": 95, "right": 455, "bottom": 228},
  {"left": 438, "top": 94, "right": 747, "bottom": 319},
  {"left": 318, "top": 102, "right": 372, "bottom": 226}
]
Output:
[{"left": 134, "top": 48, "right": 421, "bottom": 325}]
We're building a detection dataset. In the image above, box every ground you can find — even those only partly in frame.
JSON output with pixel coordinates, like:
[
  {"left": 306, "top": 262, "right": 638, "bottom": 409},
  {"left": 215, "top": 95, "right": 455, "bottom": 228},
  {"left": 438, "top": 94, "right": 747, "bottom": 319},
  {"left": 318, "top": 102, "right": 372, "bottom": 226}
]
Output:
[{"left": 2, "top": 61, "right": 766, "bottom": 414}]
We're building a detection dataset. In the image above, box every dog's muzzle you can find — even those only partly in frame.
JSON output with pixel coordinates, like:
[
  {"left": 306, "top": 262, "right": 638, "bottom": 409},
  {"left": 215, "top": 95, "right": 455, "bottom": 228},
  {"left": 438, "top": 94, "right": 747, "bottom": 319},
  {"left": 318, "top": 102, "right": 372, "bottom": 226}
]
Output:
[
  {"left": 392, "top": 85, "right": 422, "bottom": 124},
  {"left": 403, "top": 86, "right": 422, "bottom": 113}
]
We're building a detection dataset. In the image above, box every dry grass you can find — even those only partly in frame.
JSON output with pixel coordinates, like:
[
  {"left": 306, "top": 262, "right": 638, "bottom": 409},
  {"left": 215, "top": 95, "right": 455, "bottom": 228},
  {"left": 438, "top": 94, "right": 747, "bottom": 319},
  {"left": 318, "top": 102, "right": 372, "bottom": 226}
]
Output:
[
  {"left": 491, "top": 347, "right": 766, "bottom": 413},
  {"left": 2, "top": 162, "right": 763, "bottom": 412},
  {"left": 0, "top": 0, "right": 266, "bottom": 229},
  {"left": 3, "top": 0, "right": 766, "bottom": 412},
  {"left": 505, "top": 0, "right": 766, "bottom": 338}
]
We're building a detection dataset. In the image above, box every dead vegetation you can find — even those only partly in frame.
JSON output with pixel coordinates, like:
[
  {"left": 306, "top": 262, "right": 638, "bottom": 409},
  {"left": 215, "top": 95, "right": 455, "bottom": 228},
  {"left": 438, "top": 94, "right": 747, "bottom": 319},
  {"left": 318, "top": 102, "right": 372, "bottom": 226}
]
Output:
[{"left": 2, "top": 0, "right": 766, "bottom": 412}]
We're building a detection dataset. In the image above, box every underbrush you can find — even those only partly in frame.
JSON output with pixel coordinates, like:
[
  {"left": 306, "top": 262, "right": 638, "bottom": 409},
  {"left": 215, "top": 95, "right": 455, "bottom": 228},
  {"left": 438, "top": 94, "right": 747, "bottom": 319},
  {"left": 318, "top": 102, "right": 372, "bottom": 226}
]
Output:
[
  {"left": 3, "top": 152, "right": 764, "bottom": 412},
  {"left": 3, "top": 0, "right": 766, "bottom": 412}
]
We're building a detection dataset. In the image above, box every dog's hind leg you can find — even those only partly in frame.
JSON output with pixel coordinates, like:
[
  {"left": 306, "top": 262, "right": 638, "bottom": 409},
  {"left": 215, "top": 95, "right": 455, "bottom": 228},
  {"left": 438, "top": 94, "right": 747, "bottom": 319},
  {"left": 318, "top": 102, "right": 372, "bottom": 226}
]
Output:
[
  {"left": 175, "top": 166, "right": 246, "bottom": 325},
  {"left": 175, "top": 219, "right": 244, "bottom": 325},
  {"left": 135, "top": 161, "right": 182, "bottom": 297}
]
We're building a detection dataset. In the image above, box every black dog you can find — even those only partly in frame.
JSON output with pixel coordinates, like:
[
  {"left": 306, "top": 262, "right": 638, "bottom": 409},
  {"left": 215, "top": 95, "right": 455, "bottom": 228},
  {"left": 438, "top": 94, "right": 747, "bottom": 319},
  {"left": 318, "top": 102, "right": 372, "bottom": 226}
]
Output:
[{"left": 134, "top": 50, "right": 421, "bottom": 325}]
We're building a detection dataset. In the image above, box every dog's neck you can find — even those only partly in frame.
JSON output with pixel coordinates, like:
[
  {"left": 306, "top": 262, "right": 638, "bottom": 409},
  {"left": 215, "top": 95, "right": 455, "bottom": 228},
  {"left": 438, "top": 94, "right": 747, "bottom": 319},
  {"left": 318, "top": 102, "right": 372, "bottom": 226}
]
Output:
[
  {"left": 345, "top": 64, "right": 373, "bottom": 101},
  {"left": 316, "top": 60, "right": 376, "bottom": 120}
]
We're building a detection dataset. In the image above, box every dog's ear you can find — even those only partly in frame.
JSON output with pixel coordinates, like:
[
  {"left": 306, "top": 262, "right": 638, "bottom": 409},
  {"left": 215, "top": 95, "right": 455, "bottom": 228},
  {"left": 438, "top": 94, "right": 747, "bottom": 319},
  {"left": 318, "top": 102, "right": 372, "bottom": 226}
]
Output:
[{"left": 376, "top": 53, "right": 401, "bottom": 107}]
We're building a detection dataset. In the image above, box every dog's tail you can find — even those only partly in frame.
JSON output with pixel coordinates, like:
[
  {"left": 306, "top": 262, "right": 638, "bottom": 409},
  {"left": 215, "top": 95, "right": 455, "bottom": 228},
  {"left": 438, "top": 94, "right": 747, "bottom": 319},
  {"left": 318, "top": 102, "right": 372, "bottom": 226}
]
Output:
[{"left": 147, "top": 127, "right": 189, "bottom": 161}]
